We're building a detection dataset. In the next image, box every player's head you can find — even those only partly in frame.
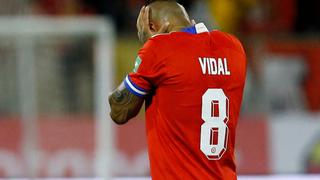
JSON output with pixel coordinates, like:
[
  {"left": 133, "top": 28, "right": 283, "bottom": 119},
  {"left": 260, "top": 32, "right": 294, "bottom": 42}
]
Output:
[{"left": 146, "top": 0, "right": 192, "bottom": 33}]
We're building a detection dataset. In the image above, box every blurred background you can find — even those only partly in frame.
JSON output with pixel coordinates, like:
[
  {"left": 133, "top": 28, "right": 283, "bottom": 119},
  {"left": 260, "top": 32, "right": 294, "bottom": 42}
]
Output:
[{"left": 0, "top": 0, "right": 319, "bottom": 178}]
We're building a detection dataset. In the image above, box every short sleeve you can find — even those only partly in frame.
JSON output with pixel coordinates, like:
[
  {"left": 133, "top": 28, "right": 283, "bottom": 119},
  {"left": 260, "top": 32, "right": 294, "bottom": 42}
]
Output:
[{"left": 124, "top": 39, "right": 166, "bottom": 97}]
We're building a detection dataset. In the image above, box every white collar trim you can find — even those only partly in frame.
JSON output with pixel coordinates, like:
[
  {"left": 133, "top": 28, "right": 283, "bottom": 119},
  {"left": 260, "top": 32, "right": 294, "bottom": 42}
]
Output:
[{"left": 195, "top": 23, "right": 209, "bottom": 34}]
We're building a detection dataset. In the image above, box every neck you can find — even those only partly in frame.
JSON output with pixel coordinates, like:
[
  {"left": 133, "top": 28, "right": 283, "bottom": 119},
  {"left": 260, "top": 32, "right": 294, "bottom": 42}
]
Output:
[
  {"left": 170, "top": 25, "right": 188, "bottom": 32},
  {"left": 168, "top": 22, "right": 193, "bottom": 32}
]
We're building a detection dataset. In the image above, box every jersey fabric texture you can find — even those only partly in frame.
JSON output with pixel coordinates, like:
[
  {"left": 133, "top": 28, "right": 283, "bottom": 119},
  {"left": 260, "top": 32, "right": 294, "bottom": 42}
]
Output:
[{"left": 124, "top": 23, "right": 246, "bottom": 180}]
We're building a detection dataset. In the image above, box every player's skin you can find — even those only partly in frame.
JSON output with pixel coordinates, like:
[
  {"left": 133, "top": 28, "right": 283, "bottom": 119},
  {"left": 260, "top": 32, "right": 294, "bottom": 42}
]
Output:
[{"left": 108, "top": 1, "right": 193, "bottom": 124}]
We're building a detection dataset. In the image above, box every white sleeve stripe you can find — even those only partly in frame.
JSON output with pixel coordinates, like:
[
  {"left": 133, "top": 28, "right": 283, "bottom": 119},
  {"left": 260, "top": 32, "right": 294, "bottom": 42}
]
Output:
[{"left": 125, "top": 76, "right": 148, "bottom": 95}]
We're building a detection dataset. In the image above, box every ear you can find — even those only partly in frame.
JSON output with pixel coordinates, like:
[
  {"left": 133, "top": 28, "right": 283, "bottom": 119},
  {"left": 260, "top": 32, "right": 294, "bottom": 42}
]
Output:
[{"left": 149, "top": 22, "right": 157, "bottom": 33}]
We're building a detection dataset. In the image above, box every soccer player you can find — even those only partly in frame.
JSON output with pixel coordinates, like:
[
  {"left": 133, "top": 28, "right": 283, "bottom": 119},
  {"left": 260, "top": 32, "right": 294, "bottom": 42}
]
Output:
[{"left": 109, "top": 0, "right": 246, "bottom": 179}]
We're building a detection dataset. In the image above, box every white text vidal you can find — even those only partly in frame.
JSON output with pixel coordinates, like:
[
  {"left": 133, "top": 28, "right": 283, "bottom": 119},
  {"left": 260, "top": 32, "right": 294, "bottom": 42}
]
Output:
[{"left": 198, "top": 57, "right": 231, "bottom": 75}]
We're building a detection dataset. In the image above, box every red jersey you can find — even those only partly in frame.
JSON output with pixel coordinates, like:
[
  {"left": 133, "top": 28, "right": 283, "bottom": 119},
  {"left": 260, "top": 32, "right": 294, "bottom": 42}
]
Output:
[{"left": 124, "top": 23, "right": 246, "bottom": 179}]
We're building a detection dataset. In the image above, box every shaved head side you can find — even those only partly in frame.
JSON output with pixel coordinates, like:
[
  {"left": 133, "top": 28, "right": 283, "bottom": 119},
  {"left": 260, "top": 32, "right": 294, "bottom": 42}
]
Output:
[{"left": 147, "top": 0, "right": 192, "bottom": 33}]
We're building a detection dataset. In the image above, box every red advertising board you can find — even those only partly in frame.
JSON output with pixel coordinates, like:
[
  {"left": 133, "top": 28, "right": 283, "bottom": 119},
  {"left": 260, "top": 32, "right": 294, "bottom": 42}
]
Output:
[{"left": 0, "top": 116, "right": 269, "bottom": 177}]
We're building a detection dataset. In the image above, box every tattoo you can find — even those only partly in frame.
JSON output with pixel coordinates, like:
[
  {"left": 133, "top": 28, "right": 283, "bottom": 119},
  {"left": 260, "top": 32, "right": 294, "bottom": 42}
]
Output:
[{"left": 108, "top": 83, "right": 144, "bottom": 124}]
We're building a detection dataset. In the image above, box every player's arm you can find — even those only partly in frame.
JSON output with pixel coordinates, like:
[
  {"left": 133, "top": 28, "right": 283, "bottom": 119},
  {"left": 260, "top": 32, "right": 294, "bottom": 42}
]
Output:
[
  {"left": 109, "top": 6, "right": 168, "bottom": 125},
  {"left": 108, "top": 82, "right": 144, "bottom": 125}
]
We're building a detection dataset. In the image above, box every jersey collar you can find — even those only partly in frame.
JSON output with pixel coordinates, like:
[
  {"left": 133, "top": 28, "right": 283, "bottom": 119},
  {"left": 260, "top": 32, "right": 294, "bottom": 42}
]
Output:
[{"left": 181, "top": 23, "right": 209, "bottom": 34}]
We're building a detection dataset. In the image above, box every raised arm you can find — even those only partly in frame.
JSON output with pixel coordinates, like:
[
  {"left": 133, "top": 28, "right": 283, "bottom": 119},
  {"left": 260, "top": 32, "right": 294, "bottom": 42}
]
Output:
[
  {"left": 109, "top": 5, "right": 170, "bottom": 125},
  {"left": 108, "top": 82, "right": 144, "bottom": 125}
]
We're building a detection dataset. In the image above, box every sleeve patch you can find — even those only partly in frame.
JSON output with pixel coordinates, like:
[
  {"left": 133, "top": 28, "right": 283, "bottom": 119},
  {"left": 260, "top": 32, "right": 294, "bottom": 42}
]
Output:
[{"left": 133, "top": 56, "right": 142, "bottom": 73}]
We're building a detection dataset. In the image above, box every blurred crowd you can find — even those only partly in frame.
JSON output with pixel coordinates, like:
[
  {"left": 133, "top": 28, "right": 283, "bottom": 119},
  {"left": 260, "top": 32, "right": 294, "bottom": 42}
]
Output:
[
  {"left": 21, "top": 0, "right": 319, "bottom": 35},
  {"left": 0, "top": 0, "right": 319, "bottom": 113},
  {"left": 28, "top": 0, "right": 320, "bottom": 112},
  {"left": 1, "top": 0, "right": 319, "bottom": 34}
]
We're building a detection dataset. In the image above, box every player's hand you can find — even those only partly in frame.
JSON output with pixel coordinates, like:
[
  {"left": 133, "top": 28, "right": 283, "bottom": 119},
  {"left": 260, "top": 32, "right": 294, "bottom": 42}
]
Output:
[{"left": 136, "top": 6, "right": 170, "bottom": 43}]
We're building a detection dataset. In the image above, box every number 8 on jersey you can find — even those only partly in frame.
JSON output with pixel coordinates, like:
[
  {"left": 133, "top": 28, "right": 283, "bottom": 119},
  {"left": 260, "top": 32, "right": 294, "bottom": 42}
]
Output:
[{"left": 200, "top": 88, "right": 229, "bottom": 160}]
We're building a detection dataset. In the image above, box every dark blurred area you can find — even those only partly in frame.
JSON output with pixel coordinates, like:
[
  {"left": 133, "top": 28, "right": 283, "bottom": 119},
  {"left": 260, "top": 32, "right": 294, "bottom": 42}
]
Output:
[{"left": 30, "top": 0, "right": 196, "bottom": 33}]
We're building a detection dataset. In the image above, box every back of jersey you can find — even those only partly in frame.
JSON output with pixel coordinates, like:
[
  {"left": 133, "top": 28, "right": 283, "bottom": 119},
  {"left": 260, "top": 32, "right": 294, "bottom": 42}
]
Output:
[{"left": 127, "top": 24, "right": 246, "bottom": 180}]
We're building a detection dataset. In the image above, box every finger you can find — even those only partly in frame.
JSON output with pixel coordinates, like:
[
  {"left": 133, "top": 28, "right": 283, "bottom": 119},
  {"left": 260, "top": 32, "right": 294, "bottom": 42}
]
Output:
[
  {"left": 138, "top": 6, "right": 144, "bottom": 17},
  {"left": 157, "top": 22, "right": 170, "bottom": 34},
  {"left": 142, "top": 6, "right": 149, "bottom": 26},
  {"left": 142, "top": 6, "right": 152, "bottom": 33},
  {"left": 138, "top": 6, "right": 146, "bottom": 24},
  {"left": 137, "top": 6, "right": 145, "bottom": 28}
]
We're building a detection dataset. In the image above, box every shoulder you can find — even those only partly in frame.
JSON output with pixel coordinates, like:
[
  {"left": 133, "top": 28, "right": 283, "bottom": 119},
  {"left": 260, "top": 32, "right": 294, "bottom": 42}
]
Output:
[
  {"left": 147, "top": 33, "right": 173, "bottom": 47},
  {"left": 210, "top": 30, "right": 239, "bottom": 43},
  {"left": 139, "top": 33, "right": 174, "bottom": 57},
  {"left": 210, "top": 30, "right": 245, "bottom": 54},
  {"left": 137, "top": 34, "right": 173, "bottom": 65},
  {"left": 140, "top": 34, "right": 167, "bottom": 52}
]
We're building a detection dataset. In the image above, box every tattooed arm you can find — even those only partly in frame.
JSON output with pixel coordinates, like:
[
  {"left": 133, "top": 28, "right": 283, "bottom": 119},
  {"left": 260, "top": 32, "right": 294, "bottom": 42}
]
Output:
[{"left": 108, "top": 82, "right": 144, "bottom": 125}]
